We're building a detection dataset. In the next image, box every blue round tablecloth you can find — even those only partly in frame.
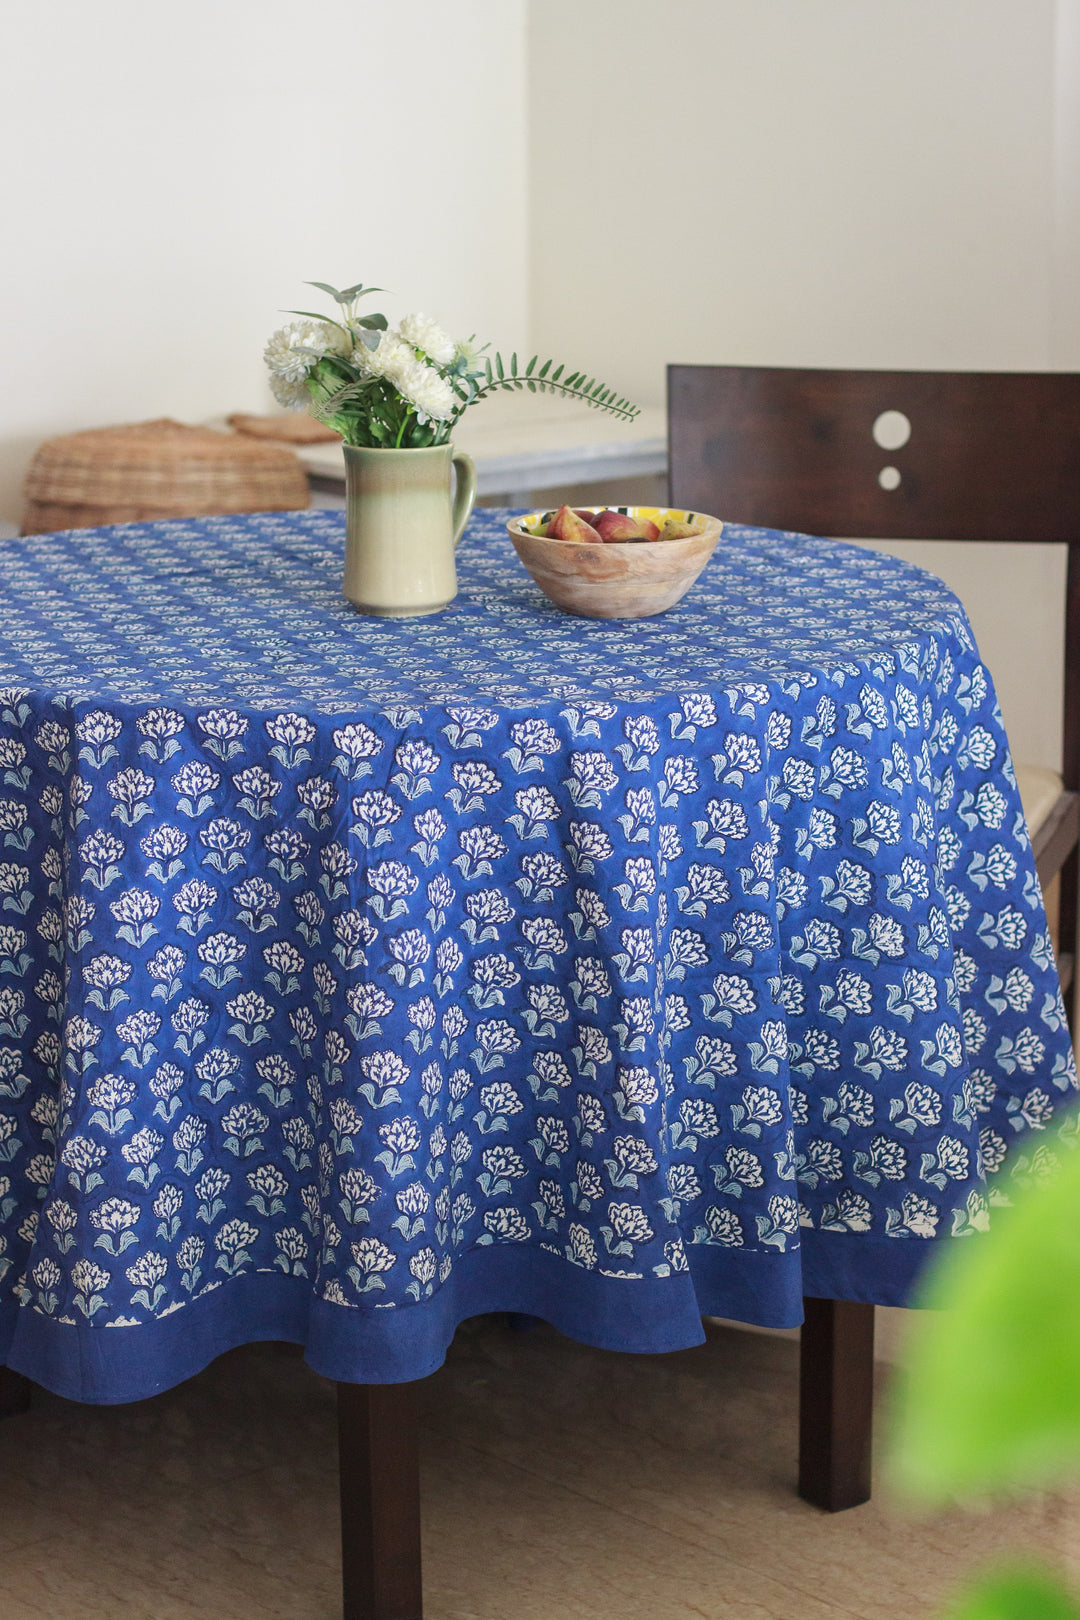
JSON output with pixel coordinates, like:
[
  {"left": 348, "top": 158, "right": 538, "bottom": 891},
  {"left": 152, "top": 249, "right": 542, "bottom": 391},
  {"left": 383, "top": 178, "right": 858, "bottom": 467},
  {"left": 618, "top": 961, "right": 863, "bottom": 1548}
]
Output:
[{"left": 0, "top": 507, "right": 1075, "bottom": 1402}]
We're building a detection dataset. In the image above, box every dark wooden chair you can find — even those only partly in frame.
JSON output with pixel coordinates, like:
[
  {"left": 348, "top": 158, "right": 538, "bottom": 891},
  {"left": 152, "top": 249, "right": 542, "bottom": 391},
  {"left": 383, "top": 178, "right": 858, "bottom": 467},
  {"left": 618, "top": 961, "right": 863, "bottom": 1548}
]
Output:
[{"left": 668, "top": 363, "right": 1080, "bottom": 1512}]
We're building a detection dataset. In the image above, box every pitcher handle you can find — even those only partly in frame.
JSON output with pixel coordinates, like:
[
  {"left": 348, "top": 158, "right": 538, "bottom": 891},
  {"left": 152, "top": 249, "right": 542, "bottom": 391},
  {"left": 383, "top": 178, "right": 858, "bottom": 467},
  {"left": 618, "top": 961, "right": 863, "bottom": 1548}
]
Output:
[{"left": 451, "top": 451, "right": 477, "bottom": 548}]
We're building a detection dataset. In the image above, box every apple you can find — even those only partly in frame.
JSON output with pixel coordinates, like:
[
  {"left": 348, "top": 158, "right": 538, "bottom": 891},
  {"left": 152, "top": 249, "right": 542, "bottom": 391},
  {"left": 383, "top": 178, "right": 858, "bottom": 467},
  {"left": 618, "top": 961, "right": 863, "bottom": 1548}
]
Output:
[
  {"left": 592, "top": 510, "right": 661, "bottom": 543},
  {"left": 658, "top": 516, "right": 706, "bottom": 541},
  {"left": 545, "top": 504, "right": 602, "bottom": 543}
]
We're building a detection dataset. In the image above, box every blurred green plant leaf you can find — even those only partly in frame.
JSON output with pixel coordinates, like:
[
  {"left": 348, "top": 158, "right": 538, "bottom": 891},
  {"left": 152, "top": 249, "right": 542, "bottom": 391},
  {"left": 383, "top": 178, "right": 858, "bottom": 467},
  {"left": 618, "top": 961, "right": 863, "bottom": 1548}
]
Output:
[
  {"left": 940, "top": 1564, "right": 1080, "bottom": 1620},
  {"left": 887, "top": 1119, "right": 1080, "bottom": 1502}
]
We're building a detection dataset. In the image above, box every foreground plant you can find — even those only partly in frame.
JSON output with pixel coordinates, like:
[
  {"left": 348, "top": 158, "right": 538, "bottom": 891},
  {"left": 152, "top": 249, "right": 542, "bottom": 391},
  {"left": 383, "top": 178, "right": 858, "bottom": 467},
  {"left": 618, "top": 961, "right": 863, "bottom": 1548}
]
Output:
[
  {"left": 264, "top": 280, "right": 639, "bottom": 449},
  {"left": 887, "top": 1110, "right": 1080, "bottom": 1617}
]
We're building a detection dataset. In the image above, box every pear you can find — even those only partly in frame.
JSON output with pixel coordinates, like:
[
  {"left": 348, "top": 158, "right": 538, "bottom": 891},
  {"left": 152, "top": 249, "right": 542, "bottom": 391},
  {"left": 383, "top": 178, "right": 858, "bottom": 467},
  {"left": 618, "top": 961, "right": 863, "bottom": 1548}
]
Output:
[
  {"left": 658, "top": 516, "right": 706, "bottom": 541},
  {"left": 545, "top": 504, "right": 602, "bottom": 543},
  {"left": 592, "top": 509, "right": 661, "bottom": 543}
]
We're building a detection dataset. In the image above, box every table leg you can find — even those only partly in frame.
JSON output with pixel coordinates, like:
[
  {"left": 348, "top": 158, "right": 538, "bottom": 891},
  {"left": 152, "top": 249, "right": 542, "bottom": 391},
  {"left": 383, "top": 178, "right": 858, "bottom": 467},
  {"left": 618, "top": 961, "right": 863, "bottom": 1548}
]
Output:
[
  {"left": 338, "top": 1380, "right": 423, "bottom": 1620},
  {"left": 0, "top": 1367, "right": 32, "bottom": 1419},
  {"left": 504, "top": 1312, "right": 542, "bottom": 1333},
  {"left": 797, "top": 1298, "right": 874, "bottom": 1511}
]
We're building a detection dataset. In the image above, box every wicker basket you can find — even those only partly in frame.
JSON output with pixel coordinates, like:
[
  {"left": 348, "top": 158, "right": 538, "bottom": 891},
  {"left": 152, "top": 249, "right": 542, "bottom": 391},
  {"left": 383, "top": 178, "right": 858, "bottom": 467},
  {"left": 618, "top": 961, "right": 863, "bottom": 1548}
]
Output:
[
  {"left": 227, "top": 411, "right": 341, "bottom": 445},
  {"left": 21, "top": 418, "right": 310, "bottom": 534}
]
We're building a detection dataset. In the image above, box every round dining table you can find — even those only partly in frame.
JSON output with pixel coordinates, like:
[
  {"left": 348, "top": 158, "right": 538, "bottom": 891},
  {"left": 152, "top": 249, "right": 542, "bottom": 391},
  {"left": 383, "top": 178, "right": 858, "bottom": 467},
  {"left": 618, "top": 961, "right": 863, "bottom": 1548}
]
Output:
[
  {"left": 0, "top": 504, "right": 1075, "bottom": 1404},
  {"left": 0, "top": 504, "right": 1077, "bottom": 1617}
]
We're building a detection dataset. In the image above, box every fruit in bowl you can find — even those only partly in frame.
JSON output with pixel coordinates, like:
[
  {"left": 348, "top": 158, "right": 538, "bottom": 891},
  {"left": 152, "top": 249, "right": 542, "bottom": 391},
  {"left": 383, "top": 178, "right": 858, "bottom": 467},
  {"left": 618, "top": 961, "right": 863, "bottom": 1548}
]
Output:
[
  {"left": 543, "top": 505, "right": 708, "bottom": 545},
  {"left": 507, "top": 505, "right": 723, "bottom": 619}
]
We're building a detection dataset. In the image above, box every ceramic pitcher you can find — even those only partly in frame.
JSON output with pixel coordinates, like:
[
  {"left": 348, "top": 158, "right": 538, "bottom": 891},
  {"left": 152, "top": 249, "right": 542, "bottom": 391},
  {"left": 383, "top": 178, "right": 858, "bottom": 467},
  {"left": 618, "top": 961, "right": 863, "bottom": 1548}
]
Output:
[{"left": 342, "top": 443, "right": 477, "bottom": 616}]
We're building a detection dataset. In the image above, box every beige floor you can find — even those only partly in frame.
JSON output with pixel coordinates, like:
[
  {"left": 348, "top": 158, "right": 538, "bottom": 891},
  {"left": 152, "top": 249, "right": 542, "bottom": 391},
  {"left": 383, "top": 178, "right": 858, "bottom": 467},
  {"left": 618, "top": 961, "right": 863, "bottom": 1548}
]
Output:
[{"left": 1, "top": 1317, "right": 1078, "bottom": 1620}]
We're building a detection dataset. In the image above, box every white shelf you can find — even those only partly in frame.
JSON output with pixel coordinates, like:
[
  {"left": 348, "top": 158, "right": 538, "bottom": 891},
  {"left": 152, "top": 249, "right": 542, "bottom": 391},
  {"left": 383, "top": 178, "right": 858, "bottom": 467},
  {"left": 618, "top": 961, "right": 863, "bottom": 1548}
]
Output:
[{"left": 295, "top": 395, "right": 667, "bottom": 499}]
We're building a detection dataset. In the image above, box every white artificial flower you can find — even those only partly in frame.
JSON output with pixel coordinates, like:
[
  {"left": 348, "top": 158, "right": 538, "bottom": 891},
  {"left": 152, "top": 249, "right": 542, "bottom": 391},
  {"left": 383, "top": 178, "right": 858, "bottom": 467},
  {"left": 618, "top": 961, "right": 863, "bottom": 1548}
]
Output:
[
  {"left": 362, "top": 330, "right": 415, "bottom": 381},
  {"left": 344, "top": 333, "right": 372, "bottom": 375},
  {"left": 392, "top": 357, "right": 457, "bottom": 422},
  {"left": 267, "top": 372, "right": 312, "bottom": 410},
  {"left": 399, "top": 312, "right": 456, "bottom": 367},
  {"left": 264, "top": 319, "right": 347, "bottom": 382},
  {"left": 263, "top": 319, "right": 350, "bottom": 409},
  {"left": 450, "top": 335, "right": 486, "bottom": 377},
  {"left": 361, "top": 329, "right": 457, "bottom": 420}
]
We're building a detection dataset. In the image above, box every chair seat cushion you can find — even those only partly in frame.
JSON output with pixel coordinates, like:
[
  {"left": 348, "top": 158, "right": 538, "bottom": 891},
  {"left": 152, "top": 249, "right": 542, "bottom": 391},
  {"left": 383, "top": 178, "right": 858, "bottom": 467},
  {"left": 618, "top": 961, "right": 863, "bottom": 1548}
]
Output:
[{"left": 1015, "top": 761, "right": 1064, "bottom": 835}]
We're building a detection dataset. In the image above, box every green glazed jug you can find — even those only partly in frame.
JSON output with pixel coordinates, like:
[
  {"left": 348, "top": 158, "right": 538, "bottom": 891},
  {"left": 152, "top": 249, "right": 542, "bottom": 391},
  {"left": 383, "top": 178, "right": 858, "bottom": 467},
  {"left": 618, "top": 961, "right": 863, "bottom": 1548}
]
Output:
[{"left": 341, "top": 443, "right": 477, "bottom": 616}]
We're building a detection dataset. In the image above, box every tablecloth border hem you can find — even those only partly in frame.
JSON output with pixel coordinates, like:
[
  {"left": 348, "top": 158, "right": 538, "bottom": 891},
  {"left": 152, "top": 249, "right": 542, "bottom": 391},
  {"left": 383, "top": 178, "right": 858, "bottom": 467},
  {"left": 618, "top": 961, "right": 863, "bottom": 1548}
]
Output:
[{"left": 0, "top": 1231, "right": 932, "bottom": 1405}]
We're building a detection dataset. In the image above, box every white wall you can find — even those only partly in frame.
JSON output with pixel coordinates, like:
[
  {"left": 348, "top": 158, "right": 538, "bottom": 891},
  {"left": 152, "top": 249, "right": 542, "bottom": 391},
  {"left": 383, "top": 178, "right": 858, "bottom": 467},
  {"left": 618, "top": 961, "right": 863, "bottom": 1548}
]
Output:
[
  {"left": 528, "top": 0, "right": 1060, "bottom": 398},
  {"left": 0, "top": 0, "right": 529, "bottom": 525},
  {"left": 528, "top": 0, "right": 1079, "bottom": 770},
  {"left": 1054, "top": 0, "right": 1080, "bottom": 368}
]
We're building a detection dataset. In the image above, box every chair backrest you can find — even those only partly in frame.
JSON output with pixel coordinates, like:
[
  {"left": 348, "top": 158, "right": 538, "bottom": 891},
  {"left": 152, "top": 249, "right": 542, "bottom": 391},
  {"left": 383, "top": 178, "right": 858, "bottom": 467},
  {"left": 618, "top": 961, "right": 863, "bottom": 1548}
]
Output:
[{"left": 667, "top": 364, "right": 1080, "bottom": 783}]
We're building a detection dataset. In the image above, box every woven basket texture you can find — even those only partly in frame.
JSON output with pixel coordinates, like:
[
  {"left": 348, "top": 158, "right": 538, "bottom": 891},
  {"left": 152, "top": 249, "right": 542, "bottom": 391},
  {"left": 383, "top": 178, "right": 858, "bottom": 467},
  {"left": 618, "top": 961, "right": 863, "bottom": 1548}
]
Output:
[
  {"left": 21, "top": 418, "right": 310, "bottom": 534},
  {"left": 227, "top": 412, "right": 341, "bottom": 445}
]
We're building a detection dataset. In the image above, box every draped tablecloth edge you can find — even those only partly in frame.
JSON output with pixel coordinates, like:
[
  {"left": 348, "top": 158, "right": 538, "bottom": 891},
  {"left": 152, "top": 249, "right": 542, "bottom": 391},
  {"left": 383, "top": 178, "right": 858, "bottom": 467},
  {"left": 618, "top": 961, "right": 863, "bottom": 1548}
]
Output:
[{"left": 0, "top": 1231, "right": 935, "bottom": 1404}]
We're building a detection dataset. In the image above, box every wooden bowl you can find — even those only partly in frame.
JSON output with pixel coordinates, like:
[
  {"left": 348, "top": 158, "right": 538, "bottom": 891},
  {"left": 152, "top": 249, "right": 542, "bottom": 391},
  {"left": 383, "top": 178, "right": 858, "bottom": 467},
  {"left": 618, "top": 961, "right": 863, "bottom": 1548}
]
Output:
[{"left": 506, "top": 506, "right": 723, "bottom": 619}]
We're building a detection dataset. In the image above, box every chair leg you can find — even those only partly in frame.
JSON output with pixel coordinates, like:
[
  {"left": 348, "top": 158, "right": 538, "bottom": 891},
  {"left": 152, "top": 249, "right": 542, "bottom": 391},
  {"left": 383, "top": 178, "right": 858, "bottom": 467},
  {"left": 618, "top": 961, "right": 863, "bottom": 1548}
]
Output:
[
  {"left": 0, "top": 1367, "right": 32, "bottom": 1418},
  {"left": 797, "top": 1298, "right": 875, "bottom": 1511},
  {"left": 338, "top": 1380, "right": 424, "bottom": 1620}
]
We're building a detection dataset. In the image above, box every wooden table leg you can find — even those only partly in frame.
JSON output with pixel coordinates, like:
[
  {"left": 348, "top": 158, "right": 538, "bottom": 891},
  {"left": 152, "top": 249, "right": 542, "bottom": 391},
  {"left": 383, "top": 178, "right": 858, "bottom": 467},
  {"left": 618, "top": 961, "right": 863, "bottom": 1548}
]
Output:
[
  {"left": 797, "top": 1297, "right": 874, "bottom": 1511},
  {"left": 505, "top": 1312, "right": 541, "bottom": 1333},
  {"left": 0, "top": 1367, "right": 32, "bottom": 1419},
  {"left": 338, "top": 1380, "right": 423, "bottom": 1620}
]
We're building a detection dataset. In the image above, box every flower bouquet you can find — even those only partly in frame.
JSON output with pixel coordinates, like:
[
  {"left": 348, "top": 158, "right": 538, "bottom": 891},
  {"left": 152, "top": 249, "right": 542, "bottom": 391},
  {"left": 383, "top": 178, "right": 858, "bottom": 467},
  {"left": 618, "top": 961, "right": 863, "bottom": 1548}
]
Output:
[
  {"left": 263, "top": 278, "right": 639, "bottom": 448},
  {"left": 263, "top": 278, "right": 640, "bottom": 617}
]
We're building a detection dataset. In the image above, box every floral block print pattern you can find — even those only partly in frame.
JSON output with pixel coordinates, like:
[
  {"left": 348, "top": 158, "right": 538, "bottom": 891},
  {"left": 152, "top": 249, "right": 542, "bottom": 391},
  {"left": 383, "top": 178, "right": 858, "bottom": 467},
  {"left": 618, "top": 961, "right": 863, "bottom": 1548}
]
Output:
[{"left": 0, "top": 509, "right": 1074, "bottom": 1401}]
